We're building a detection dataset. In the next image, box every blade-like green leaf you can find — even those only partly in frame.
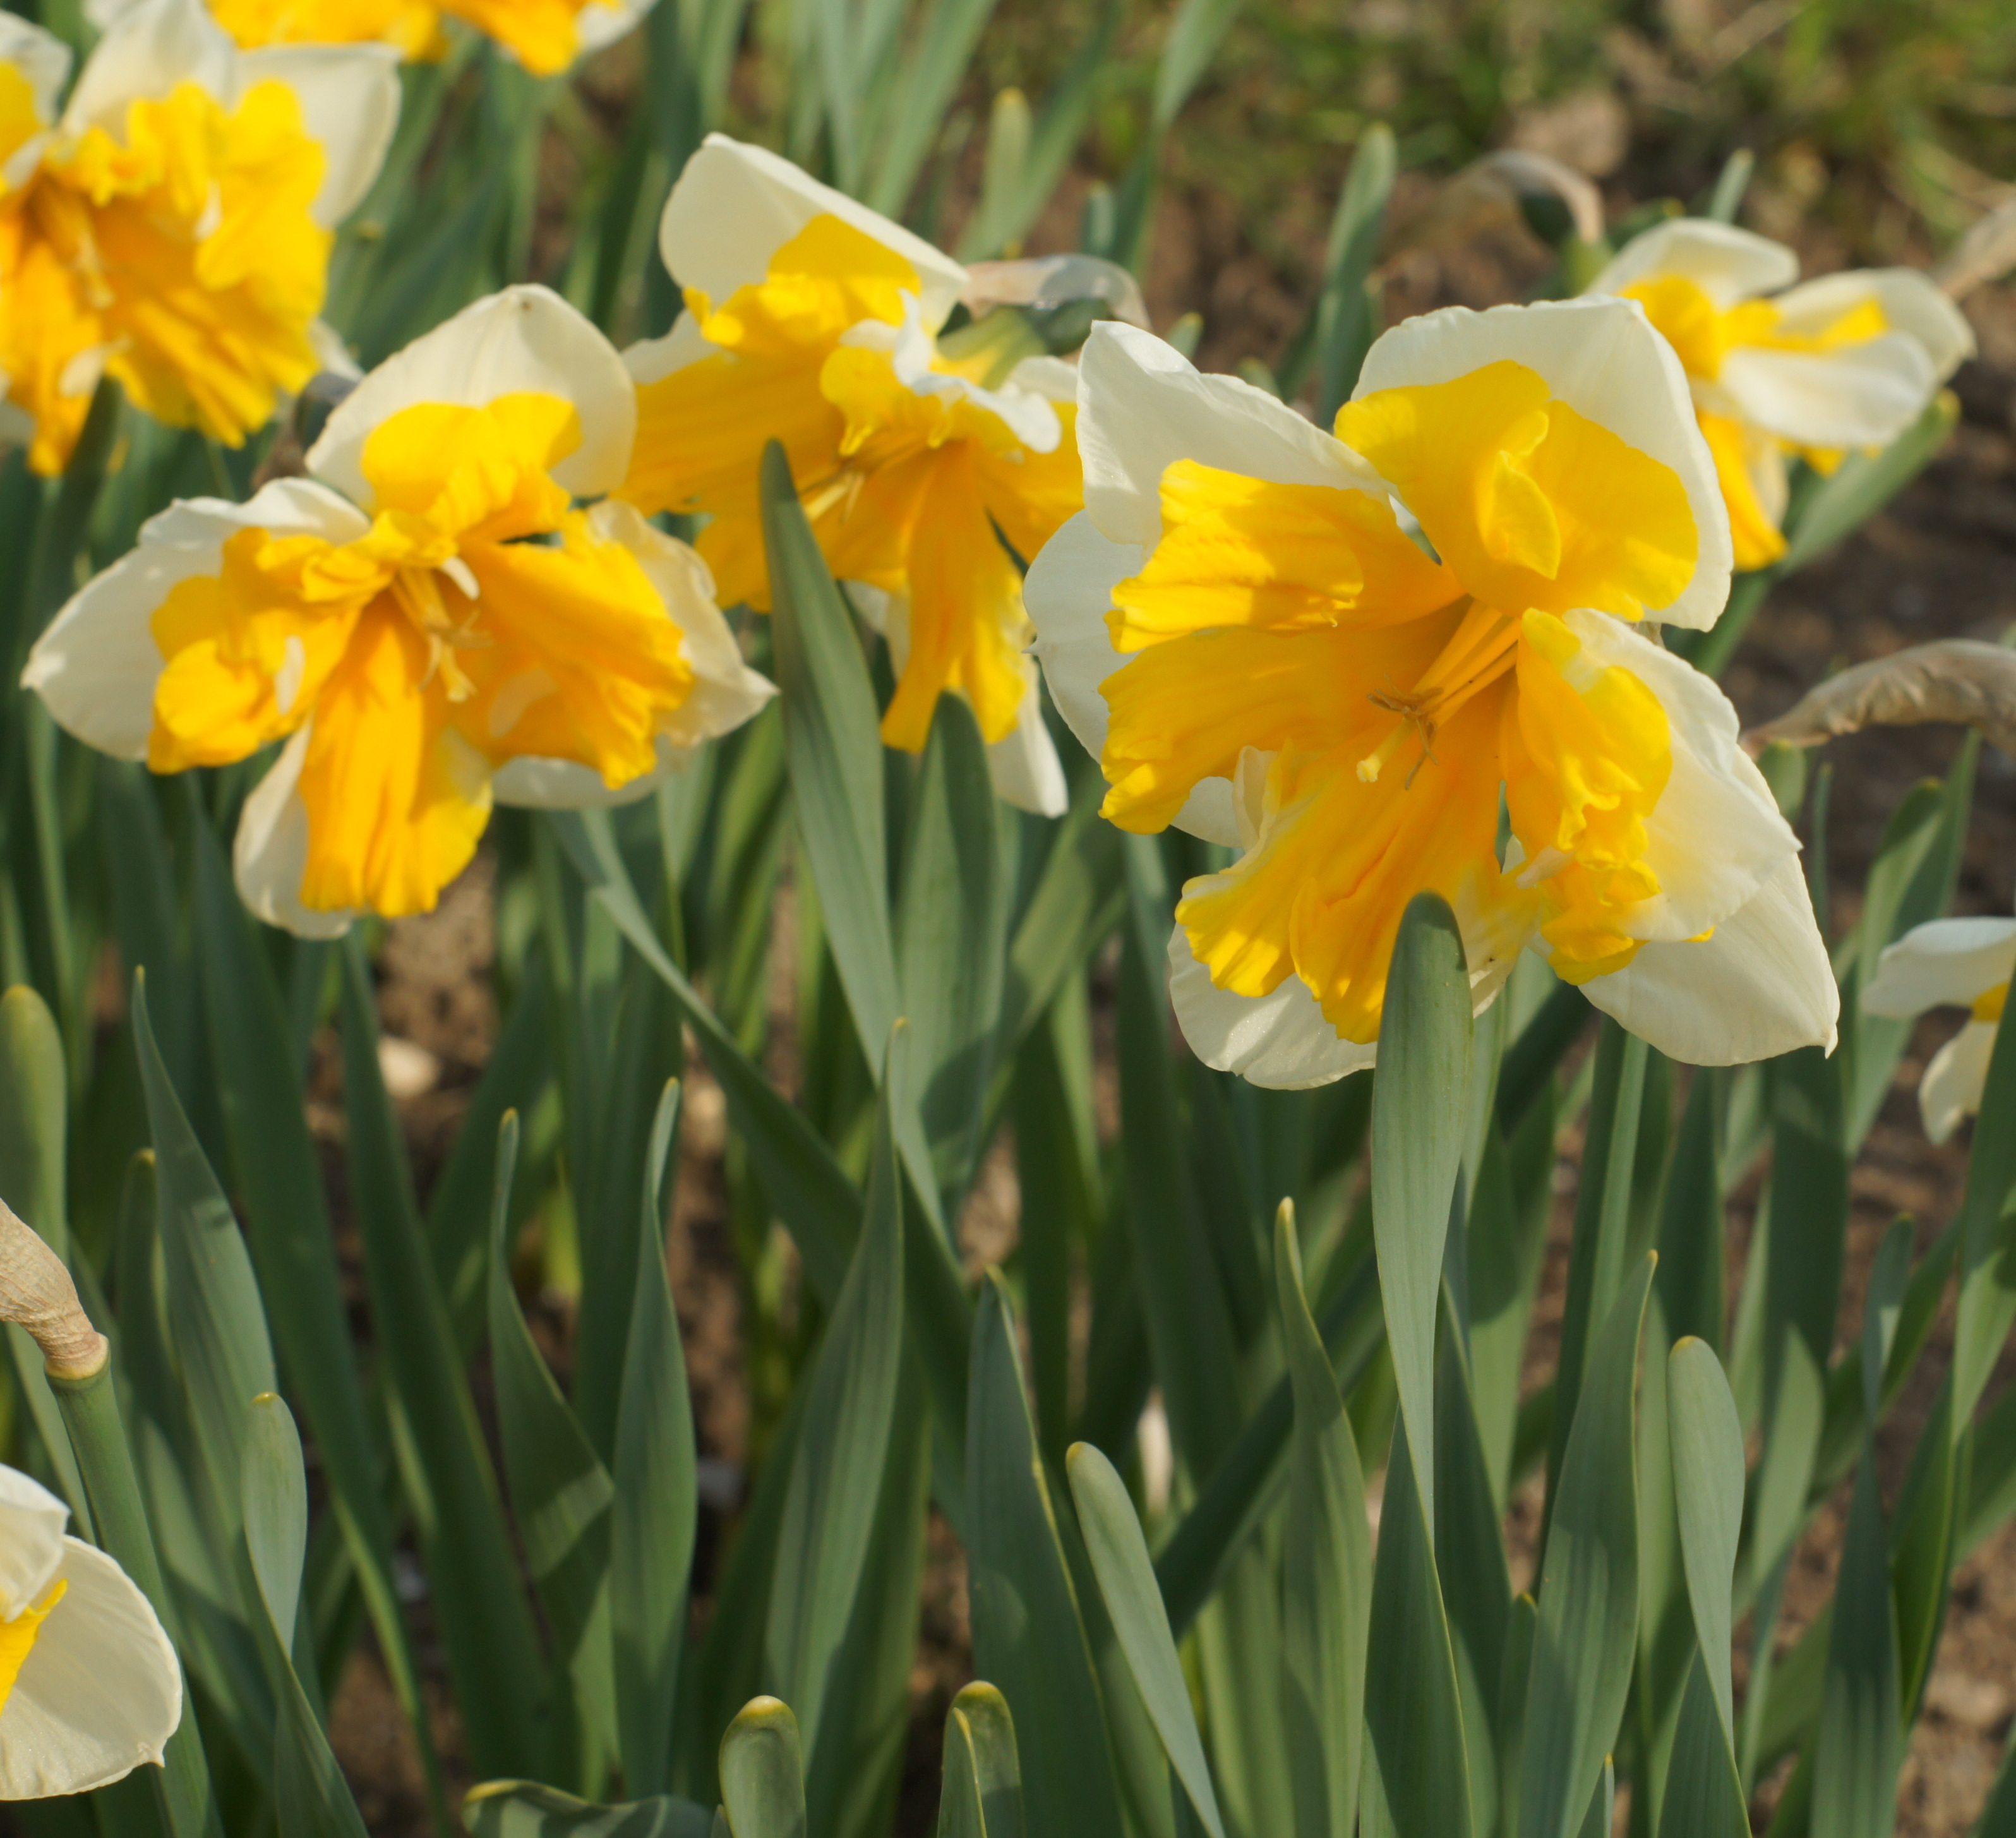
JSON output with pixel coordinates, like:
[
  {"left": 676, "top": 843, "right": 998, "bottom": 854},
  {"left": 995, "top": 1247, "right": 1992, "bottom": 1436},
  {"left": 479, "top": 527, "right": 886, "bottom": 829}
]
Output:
[
  {"left": 896, "top": 695, "right": 1005, "bottom": 1211},
  {"left": 484, "top": 1114, "right": 617, "bottom": 1767},
  {"left": 967, "top": 1276, "right": 1122, "bottom": 1838},
  {"left": 1656, "top": 1074, "right": 1725, "bottom": 1353},
  {"left": 1810, "top": 1450, "right": 1902, "bottom": 1838},
  {"left": 937, "top": 1685, "right": 1024, "bottom": 1838},
  {"left": 337, "top": 940, "right": 553, "bottom": 1778},
  {"left": 1067, "top": 1444, "right": 1225, "bottom": 1838},
  {"left": 1657, "top": 1656, "right": 1748, "bottom": 1838},
  {"left": 1275, "top": 1206, "right": 1372, "bottom": 1838},
  {"left": 462, "top": 1782, "right": 714, "bottom": 1838},
  {"left": 1782, "top": 392, "right": 1960, "bottom": 574},
  {"left": 1667, "top": 1336, "right": 1745, "bottom": 1743},
  {"left": 1360, "top": 1417, "right": 1471, "bottom": 1838},
  {"left": 1518, "top": 1254, "right": 1655, "bottom": 1838},
  {"left": 1371, "top": 891, "right": 1472, "bottom": 1529},
  {"left": 243, "top": 1393, "right": 371, "bottom": 1838},
  {"left": 720, "top": 1699, "right": 807, "bottom": 1838},
  {"left": 864, "top": 0, "right": 1002, "bottom": 215},
  {"left": 765, "top": 1049, "right": 905, "bottom": 1759},
  {"left": 759, "top": 441, "right": 899, "bottom": 1069},
  {"left": 1309, "top": 124, "right": 1396, "bottom": 422},
  {"left": 615, "top": 1083, "right": 699, "bottom": 1797}
]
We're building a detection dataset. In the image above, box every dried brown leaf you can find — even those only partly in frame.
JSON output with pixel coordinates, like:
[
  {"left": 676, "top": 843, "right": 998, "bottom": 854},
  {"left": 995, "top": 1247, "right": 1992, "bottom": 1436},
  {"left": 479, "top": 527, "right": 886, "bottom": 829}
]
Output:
[{"left": 1745, "top": 639, "right": 2016, "bottom": 758}]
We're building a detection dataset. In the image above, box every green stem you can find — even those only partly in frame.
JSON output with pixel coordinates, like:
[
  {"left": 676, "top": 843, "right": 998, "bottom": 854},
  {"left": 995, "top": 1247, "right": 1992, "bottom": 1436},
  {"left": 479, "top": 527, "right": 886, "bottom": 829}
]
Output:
[
  {"left": 1672, "top": 568, "right": 1774, "bottom": 680},
  {"left": 49, "top": 1364, "right": 222, "bottom": 1838}
]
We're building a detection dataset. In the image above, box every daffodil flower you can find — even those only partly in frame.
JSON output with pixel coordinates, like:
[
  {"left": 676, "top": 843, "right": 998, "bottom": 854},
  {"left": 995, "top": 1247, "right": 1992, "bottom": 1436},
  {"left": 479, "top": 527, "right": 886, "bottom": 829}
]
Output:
[
  {"left": 618, "top": 134, "right": 1086, "bottom": 816},
  {"left": 1862, "top": 915, "right": 2016, "bottom": 1142},
  {"left": 0, "top": 0, "right": 402, "bottom": 474},
  {"left": 24, "top": 285, "right": 774, "bottom": 934},
  {"left": 1025, "top": 301, "right": 1840, "bottom": 1087},
  {"left": 0, "top": 1463, "right": 181, "bottom": 1799},
  {"left": 83, "top": 0, "right": 653, "bottom": 75},
  {"left": 1586, "top": 219, "right": 1974, "bottom": 571}
]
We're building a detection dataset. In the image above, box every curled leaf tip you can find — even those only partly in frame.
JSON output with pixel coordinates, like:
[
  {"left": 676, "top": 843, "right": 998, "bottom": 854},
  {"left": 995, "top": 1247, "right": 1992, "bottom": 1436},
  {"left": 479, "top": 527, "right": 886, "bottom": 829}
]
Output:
[
  {"left": 0, "top": 1197, "right": 107, "bottom": 1379},
  {"left": 1745, "top": 640, "right": 2016, "bottom": 759}
]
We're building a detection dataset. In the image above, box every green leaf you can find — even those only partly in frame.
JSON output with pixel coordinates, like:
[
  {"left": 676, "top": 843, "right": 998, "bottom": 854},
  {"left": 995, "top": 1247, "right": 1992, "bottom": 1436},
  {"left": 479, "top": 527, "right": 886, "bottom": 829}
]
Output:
[
  {"left": 1809, "top": 1451, "right": 1902, "bottom": 1838},
  {"left": 1544, "top": 1022, "right": 1647, "bottom": 1531},
  {"left": 1655, "top": 1074, "right": 1725, "bottom": 1353},
  {"left": 484, "top": 1114, "right": 617, "bottom": 1769},
  {"left": 937, "top": 1685, "right": 1024, "bottom": 1838},
  {"left": 998, "top": 772, "right": 1125, "bottom": 1059},
  {"left": 1115, "top": 842, "right": 1241, "bottom": 1472},
  {"left": 1275, "top": 1206, "right": 1372, "bottom": 1838},
  {"left": 865, "top": 0, "right": 1003, "bottom": 215},
  {"left": 0, "top": 984, "right": 89, "bottom": 1527},
  {"left": 243, "top": 1394, "right": 371, "bottom": 1838},
  {"left": 1781, "top": 392, "right": 1959, "bottom": 574},
  {"left": 462, "top": 1782, "right": 713, "bottom": 1838},
  {"left": 1311, "top": 125, "right": 1396, "bottom": 421},
  {"left": 1657, "top": 1656, "right": 1748, "bottom": 1838},
  {"left": 896, "top": 695, "right": 1006, "bottom": 1210},
  {"left": 1518, "top": 1254, "right": 1655, "bottom": 1838},
  {"left": 1151, "top": 0, "right": 1244, "bottom": 129},
  {"left": 1666, "top": 1336, "right": 1745, "bottom": 1743},
  {"left": 720, "top": 1699, "right": 807, "bottom": 1838},
  {"left": 759, "top": 441, "right": 899, "bottom": 1069},
  {"left": 186, "top": 805, "right": 447, "bottom": 1813},
  {"left": 614, "top": 1084, "right": 700, "bottom": 1797},
  {"left": 337, "top": 940, "right": 555, "bottom": 1778},
  {"left": 967, "top": 1276, "right": 1123, "bottom": 1838},
  {"left": 1360, "top": 1419, "right": 1471, "bottom": 1838},
  {"left": 1371, "top": 892, "right": 1473, "bottom": 1529},
  {"left": 1468, "top": 1096, "right": 1557, "bottom": 1506},
  {"left": 1067, "top": 1445, "right": 1225, "bottom": 1838},
  {"left": 765, "top": 1052, "right": 906, "bottom": 1760}
]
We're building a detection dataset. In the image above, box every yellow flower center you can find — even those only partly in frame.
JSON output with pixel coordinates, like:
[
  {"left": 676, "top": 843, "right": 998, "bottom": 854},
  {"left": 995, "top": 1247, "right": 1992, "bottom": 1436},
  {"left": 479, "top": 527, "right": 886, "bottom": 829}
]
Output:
[
  {"left": 1974, "top": 983, "right": 2008, "bottom": 1024},
  {"left": 0, "top": 1577, "right": 65, "bottom": 1715},
  {"left": 0, "top": 77, "right": 330, "bottom": 474},
  {"left": 148, "top": 392, "right": 695, "bottom": 917},
  {"left": 1617, "top": 273, "right": 1889, "bottom": 383},
  {"left": 1101, "top": 358, "right": 1698, "bottom": 1041},
  {"left": 209, "top": 0, "right": 447, "bottom": 57},
  {"left": 621, "top": 213, "right": 1084, "bottom": 757}
]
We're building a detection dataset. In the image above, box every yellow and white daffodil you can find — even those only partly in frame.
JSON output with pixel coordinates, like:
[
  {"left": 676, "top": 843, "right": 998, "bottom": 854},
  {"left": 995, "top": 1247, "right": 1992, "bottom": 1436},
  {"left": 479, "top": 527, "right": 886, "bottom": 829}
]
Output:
[
  {"left": 1025, "top": 300, "right": 1840, "bottom": 1087},
  {"left": 618, "top": 134, "right": 1085, "bottom": 817},
  {"left": 1862, "top": 915, "right": 2016, "bottom": 1142},
  {"left": 83, "top": 0, "right": 654, "bottom": 75},
  {"left": 23, "top": 285, "right": 774, "bottom": 934},
  {"left": 1586, "top": 219, "right": 1974, "bottom": 571},
  {"left": 0, "top": 0, "right": 401, "bottom": 475},
  {"left": 0, "top": 1463, "right": 181, "bottom": 1799}
]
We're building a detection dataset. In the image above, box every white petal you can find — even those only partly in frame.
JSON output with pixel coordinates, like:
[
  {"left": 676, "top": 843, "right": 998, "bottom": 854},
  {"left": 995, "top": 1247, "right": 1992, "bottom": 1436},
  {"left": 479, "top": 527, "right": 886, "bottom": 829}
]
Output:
[
  {"left": 1077, "top": 321, "right": 1381, "bottom": 550},
  {"left": 1769, "top": 268, "right": 1975, "bottom": 384},
  {"left": 1168, "top": 926, "right": 1376, "bottom": 1090},
  {"left": 1919, "top": 1019, "right": 1998, "bottom": 1145},
  {"left": 658, "top": 133, "right": 968, "bottom": 331},
  {"left": 1580, "top": 855, "right": 1839, "bottom": 1064},
  {"left": 572, "top": 0, "right": 655, "bottom": 60},
  {"left": 1023, "top": 509, "right": 1237, "bottom": 844},
  {"left": 621, "top": 311, "right": 712, "bottom": 388},
  {"left": 1584, "top": 217, "right": 1800, "bottom": 308},
  {"left": 0, "top": 17, "right": 71, "bottom": 131},
  {"left": 1862, "top": 916, "right": 2016, "bottom": 1017},
  {"left": 82, "top": 0, "right": 141, "bottom": 28},
  {"left": 308, "top": 286, "right": 637, "bottom": 507},
  {"left": 1718, "top": 335, "right": 1936, "bottom": 450},
  {"left": 0, "top": 1469, "right": 68, "bottom": 1621},
  {"left": 232, "top": 728, "right": 358, "bottom": 940},
  {"left": 983, "top": 673, "right": 1067, "bottom": 817},
  {"left": 1002, "top": 354, "right": 1081, "bottom": 404},
  {"left": 1559, "top": 608, "right": 1799, "bottom": 942},
  {"left": 234, "top": 44, "right": 400, "bottom": 228},
  {"left": 0, "top": 1538, "right": 181, "bottom": 1799},
  {"left": 21, "top": 480, "right": 367, "bottom": 762},
  {"left": 64, "top": 0, "right": 234, "bottom": 134},
  {"left": 1355, "top": 297, "right": 1734, "bottom": 631}
]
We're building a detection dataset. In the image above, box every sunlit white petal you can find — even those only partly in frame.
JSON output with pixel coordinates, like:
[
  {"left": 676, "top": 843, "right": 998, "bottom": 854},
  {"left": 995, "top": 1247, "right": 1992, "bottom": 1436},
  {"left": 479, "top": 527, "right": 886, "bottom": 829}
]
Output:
[
  {"left": 1919, "top": 1018, "right": 1998, "bottom": 1144},
  {"left": 658, "top": 133, "right": 968, "bottom": 331},
  {"left": 308, "top": 286, "right": 637, "bottom": 507},
  {"left": 232, "top": 727, "right": 359, "bottom": 940},
  {"left": 983, "top": 673, "right": 1067, "bottom": 817},
  {"left": 1580, "top": 854, "right": 1838, "bottom": 1062},
  {"left": 0, "top": 16, "right": 70, "bottom": 133},
  {"left": 1718, "top": 333, "right": 1936, "bottom": 450},
  {"left": 234, "top": 44, "right": 400, "bottom": 227},
  {"left": 1771, "top": 268, "right": 1976, "bottom": 384},
  {"left": 0, "top": 1470, "right": 66, "bottom": 1621},
  {"left": 1168, "top": 925, "right": 1376, "bottom": 1090},
  {"left": 1862, "top": 915, "right": 2016, "bottom": 1017},
  {"left": 63, "top": 0, "right": 234, "bottom": 134},
  {"left": 0, "top": 1539, "right": 181, "bottom": 1799},
  {"left": 1585, "top": 218, "right": 1799, "bottom": 308}
]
